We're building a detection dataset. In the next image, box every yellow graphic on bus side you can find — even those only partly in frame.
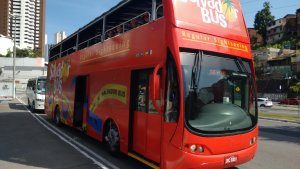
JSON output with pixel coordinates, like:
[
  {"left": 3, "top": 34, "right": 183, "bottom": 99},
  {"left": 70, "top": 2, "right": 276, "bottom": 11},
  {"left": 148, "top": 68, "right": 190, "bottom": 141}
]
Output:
[{"left": 90, "top": 84, "right": 127, "bottom": 112}]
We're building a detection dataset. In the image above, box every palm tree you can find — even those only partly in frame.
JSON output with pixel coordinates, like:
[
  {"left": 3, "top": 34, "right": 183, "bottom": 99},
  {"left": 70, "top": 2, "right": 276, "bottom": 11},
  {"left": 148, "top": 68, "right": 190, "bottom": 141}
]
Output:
[{"left": 223, "top": 0, "right": 235, "bottom": 15}]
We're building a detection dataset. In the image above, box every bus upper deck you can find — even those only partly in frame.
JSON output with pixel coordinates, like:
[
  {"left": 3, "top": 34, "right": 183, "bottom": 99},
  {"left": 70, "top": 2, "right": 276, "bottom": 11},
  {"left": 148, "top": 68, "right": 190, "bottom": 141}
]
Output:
[
  {"left": 49, "top": 0, "right": 251, "bottom": 62},
  {"left": 49, "top": 0, "right": 163, "bottom": 62}
]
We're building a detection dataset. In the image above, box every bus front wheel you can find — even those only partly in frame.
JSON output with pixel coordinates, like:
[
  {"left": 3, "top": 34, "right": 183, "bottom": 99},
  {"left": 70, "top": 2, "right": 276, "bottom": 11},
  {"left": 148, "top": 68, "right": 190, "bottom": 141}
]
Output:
[{"left": 104, "top": 120, "right": 120, "bottom": 155}]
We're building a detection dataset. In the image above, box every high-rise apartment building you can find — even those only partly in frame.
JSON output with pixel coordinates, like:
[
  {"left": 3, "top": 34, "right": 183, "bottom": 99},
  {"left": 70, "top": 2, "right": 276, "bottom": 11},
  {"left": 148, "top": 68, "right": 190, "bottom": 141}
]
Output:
[
  {"left": 54, "top": 31, "right": 66, "bottom": 44},
  {"left": 0, "top": 0, "right": 45, "bottom": 57}
]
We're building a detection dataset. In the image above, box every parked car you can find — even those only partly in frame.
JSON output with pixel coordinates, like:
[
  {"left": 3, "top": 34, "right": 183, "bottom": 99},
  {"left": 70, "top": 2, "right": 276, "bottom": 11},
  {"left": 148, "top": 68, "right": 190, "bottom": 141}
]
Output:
[
  {"left": 279, "top": 98, "right": 300, "bottom": 105},
  {"left": 257, "top": 98, "right": 273, "bottom": 107}
]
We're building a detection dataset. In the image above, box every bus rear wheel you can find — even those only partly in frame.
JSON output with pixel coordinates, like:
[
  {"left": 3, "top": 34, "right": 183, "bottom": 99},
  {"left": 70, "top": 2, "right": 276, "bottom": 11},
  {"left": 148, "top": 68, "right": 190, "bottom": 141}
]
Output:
[{"left": 104, "top": 120, "right": 120, "bottom": 155}]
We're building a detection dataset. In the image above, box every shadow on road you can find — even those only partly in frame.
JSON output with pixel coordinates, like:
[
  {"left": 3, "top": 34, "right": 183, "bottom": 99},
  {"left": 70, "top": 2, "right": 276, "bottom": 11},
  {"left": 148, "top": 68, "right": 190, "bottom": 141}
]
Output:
[
  {"left": 8, "top": 103, "right": 28, "bottom": 111},
  {"left": 8, "top": 102, "right": 45, "bottom": 114},
  {"left": 259, "top": 126, "right": 300, "bottom": 145}
]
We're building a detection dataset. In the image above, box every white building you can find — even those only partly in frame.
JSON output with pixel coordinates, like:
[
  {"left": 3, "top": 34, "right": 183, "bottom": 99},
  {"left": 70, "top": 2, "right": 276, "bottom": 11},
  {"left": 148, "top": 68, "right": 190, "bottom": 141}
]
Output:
[
  {"left": 0, "top": 34, "right": 13, "bottom": 56},
  {"left": 0, "top": 57, "right": 47, "bottom": 90},
  {"left": 54, "top": 31, "right": 66, "bottom": 44}
]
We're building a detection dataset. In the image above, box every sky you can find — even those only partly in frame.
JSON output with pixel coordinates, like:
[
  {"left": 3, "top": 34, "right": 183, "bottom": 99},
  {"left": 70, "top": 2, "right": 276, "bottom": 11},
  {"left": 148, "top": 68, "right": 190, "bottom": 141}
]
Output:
[{"left": 46, "top": 0, "right": 300, "bottom": 44}]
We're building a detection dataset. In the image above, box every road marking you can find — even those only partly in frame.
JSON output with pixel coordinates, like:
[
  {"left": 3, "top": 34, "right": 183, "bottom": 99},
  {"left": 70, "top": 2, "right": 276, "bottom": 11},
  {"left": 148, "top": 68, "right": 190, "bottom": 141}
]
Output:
[{"left": 16, "top": 98, "right": 119, "bottom": 169}]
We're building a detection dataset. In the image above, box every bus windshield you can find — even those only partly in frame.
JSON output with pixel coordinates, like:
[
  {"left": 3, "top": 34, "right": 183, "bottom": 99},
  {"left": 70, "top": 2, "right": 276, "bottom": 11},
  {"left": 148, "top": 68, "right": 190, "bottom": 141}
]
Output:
[
  {"left": 180, "top": 49, "right": 257, "bottom": 135},
  {"left": 37, "top": 79, "right": 46, "bottom": 94}
]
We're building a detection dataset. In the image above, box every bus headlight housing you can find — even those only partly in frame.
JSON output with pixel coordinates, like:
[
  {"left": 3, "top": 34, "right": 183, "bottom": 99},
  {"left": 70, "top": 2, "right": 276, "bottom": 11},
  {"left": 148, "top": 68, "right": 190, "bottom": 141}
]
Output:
[{"left": 187, "top": 144, "right": 205, "bottom": 153}]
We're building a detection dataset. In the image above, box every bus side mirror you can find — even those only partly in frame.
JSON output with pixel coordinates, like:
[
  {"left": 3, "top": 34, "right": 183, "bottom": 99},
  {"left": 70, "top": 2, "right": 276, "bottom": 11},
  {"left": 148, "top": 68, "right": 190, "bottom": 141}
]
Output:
[{"left": 150, "top": 64, "right": 163, "bottom": 114}]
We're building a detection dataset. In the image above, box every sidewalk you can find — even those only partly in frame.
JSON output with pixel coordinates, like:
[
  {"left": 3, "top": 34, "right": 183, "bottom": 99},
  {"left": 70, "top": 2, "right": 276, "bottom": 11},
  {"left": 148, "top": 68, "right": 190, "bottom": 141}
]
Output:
[
  {"left": 0, "top": 99, "right": 27, "bottom": 113},
  {"left": 259, "top": 102, "right": 300, "bottom": 124},
  {"left": 272, "top": 102, "right": 300, "bottom": 110}
]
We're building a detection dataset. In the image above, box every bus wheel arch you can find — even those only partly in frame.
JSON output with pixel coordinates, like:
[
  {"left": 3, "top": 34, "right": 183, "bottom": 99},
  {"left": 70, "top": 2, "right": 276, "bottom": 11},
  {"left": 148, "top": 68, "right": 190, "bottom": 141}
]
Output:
[
  {"left": 54, "top": 105, "right": 61, "bottom": 126},
  {"left": 103, "top": 119, "right": 120, "bottom": 155}
]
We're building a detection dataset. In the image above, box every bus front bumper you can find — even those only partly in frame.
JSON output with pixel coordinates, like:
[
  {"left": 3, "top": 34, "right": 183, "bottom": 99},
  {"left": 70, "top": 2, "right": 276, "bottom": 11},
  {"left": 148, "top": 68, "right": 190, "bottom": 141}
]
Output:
[
  {"left": 34, "top": 101, "right": 45, "bottom": 110},
  {"left": 165, "top": 143, "right": 257, "bottom": 169}
]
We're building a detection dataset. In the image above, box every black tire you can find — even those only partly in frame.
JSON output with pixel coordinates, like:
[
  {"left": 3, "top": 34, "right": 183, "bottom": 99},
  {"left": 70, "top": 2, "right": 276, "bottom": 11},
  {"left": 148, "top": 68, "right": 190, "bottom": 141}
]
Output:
[
  {"left": 31, "top": 101, "right": 36, "bottom": 113},
  {"left": 54, "top": 107, "right": 61, "bottom": 126},
  {"left": 260, "top": 104, "right": 265, "bottom": 107},
  {"left": 104, "top": 120, "right": 120, "bottom": 155}
]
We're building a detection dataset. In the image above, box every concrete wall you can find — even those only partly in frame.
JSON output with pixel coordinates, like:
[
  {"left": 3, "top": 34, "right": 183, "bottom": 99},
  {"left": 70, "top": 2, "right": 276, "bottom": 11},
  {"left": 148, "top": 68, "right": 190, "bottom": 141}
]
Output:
[
  {"left": 0, "top": 82, "right": 13, "bottom": 100},
  {"left": 0, "top": 57, "right": 47, "bottom": 91}
]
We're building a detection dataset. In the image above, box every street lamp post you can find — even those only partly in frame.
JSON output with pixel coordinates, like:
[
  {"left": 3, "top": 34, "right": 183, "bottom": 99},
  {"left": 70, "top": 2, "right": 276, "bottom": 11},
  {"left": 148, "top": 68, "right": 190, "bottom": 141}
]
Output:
[{"left": 9, "top": 13, "right": 20, "bottom": 99}]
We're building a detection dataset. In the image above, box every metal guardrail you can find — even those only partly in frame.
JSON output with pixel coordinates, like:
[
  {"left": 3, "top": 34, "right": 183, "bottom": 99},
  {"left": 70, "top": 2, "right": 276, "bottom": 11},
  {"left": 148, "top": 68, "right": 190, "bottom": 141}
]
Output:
[
  {"left": 49, "top": 11, "right": 158, "bottom": 61},
  {"left": 104, "top": 12, "right": 151, "bottom": 40}
]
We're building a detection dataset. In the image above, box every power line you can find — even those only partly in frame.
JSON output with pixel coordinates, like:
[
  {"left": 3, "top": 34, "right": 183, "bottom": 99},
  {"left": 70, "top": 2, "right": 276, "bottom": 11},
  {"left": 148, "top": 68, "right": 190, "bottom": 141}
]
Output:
[
  {"left": 244, "top": 3, "right": 300, "bottom": 15},
  {"left": 241, "top": 0, "right": 262, "bottom": 5}
]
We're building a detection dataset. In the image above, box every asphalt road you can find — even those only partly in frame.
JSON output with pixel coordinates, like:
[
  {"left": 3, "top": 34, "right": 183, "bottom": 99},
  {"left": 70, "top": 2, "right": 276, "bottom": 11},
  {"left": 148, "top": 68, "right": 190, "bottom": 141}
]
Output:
[
  {"left": 0, "top": 99, "right": 151, "bottom": 169},
  {"left": 237, "top": 119, "right": 300, "bottom": 169},
  {"left": 0, "top": 96, "right": 299, "bottom": 169}
]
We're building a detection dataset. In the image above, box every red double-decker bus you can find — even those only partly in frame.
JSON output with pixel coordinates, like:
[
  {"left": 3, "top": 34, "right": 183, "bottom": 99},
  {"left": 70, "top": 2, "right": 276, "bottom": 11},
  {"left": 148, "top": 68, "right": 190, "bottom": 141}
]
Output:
[{"left": 46, "top": 0, "right": 258, "bottom": 168}]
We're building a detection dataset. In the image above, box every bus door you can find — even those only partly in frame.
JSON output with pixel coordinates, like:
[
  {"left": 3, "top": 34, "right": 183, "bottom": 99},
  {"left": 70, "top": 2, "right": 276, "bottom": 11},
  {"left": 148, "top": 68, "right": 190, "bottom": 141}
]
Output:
[
  {"left": 130, "top": 70, "right": 162, "bottom": 163},
  {"left": 73, "top": 76, "right": 88, "bottom": 129}
]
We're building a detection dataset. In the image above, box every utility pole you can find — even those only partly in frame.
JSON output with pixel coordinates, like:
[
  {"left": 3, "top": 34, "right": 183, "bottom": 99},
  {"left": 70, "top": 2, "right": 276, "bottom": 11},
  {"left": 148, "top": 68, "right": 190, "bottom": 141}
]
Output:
[{"left": 9, "top": 13, "right": 21, "bottom": 99}]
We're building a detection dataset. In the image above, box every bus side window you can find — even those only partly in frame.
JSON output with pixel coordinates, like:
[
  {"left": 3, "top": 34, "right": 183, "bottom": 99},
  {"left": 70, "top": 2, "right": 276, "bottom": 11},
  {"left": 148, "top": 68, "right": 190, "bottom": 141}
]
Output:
[
  {"left": 156, "top": 4, "right": 164, "bottom": 19},
  {"left": 32, "top": 80, "right": 36, "bottom": 91},
  {"left": 27, "top": 81, "right": 30, "bottom": 89},
  {"left": 165, "top": 55, "right": 179, "bottom": 122},
  {"left": 27, "top": 80, "right": 32, "bottom": 90}
]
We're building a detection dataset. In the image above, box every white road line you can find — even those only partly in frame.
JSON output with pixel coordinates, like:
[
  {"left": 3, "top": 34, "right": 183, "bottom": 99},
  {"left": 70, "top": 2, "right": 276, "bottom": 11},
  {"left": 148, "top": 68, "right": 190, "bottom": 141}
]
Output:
[
  {"left": 17, "top": 98, "right": 120, "bottom": 169},
  {"left": 35, "top": 113, "right": 120, "bottom": 169}
]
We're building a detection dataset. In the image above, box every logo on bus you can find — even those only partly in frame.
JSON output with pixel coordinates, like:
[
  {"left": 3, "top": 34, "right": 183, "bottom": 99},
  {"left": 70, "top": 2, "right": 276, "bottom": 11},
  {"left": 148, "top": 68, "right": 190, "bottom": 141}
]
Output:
[
  {"left": 225, "top": 155, "right": 238, "bottom": 164},
  {"left": 179, "top": 0, "right": 239, "bottom": 28},
  {"left": 50, "top": 59, "right": 71, "bottom": 94}
]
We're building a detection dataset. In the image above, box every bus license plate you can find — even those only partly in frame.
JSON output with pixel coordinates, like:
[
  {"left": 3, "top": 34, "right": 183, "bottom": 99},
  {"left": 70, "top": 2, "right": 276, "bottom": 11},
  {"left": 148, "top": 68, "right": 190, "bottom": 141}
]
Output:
[{"left": 225, "top": 155, "right": 238, "bottom": 164}]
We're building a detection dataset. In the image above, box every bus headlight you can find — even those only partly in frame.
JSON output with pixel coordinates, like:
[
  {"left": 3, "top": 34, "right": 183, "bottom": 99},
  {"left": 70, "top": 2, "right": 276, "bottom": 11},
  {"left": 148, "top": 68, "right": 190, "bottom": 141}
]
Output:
[
  {"left": 198, "top": 146, "right": 204, "bottom": 153},
  {"left": 36, "top": 99, "right": 44, "bottom": 102},
  {"left": 190, "top": 144, "right": 197, "bottom": 152},
  {"left": 188, "top": 144, "right": 205, "bottom": 153}
]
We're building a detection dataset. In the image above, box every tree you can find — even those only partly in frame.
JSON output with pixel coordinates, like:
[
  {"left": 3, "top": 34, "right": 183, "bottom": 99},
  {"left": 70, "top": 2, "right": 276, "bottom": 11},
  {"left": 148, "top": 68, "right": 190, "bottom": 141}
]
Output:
[
  {"left": 254, "top": 2, "right": 274, "bottom": 44},
  {"left": 290, "top": 82, "right": 300, "bottom": 94},
  {"left": 290, "top": 82, "right": 300, "bottom": 99},
  {"left": 5, "top": 48, "right": 37, "bottom": 58}
]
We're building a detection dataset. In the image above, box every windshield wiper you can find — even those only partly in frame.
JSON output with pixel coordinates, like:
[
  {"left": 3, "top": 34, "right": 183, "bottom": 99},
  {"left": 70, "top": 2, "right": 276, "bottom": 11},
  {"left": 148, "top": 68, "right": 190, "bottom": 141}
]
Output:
[
  {"left": 236, "top": 57, "right": 249, "bottom": 74},
  {"left": 190, "top": 51, "right": 203, "bottom": 91}
]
